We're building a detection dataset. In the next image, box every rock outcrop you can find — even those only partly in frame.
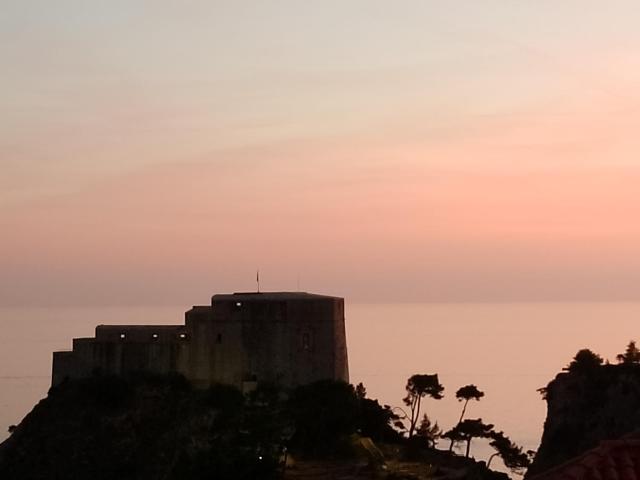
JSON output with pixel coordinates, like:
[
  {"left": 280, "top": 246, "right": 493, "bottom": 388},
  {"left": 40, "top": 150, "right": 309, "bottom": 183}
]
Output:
[{"left": 528, "top": 364, "right": 640, "bottom": 477}]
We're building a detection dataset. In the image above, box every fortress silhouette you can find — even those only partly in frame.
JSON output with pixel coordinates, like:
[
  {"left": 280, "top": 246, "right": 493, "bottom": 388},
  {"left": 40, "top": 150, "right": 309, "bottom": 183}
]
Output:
[{"left": 52, "top": 292, "right": 349, "bottom": 390}]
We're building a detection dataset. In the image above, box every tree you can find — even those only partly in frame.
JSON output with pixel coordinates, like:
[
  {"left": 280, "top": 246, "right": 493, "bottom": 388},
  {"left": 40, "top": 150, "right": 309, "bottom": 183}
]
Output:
[
  {"left": 355, "top": 382, "right": 367, "bottom": 400},
  {"left": 455, "top": 385, "right": 484, "bottom": 424},
  {"left": 402, "top": 374, "right": 444, "bottom": 438},
  {"left": 288, "top": 380, "right": 360, "bottom": 454},
  {"left": 442, "top": 419, "right": 494, "bottom": 458},
  {"left": 356, "top": 383, "right": 403, "bottom": 442},
  {"left": 415, "top": 414, "right": 441, "bottom": 448},
  {"left": 487, "top": 431, "right": 532, "bottom": 474},
  {"left": 564, "top": 349, "right": 604, "bottom": 373},
  {"left": 617, "top": 341, "right": 640, "bottom": 364},
  {"left": 448, "top": 384, "right": 484, "bottom": 451}
]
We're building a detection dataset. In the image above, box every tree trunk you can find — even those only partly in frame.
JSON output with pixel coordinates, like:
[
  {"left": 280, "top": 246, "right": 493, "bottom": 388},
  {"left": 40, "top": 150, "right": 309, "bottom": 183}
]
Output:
[
  {"left": 449, "top": 399, "right": 470, "bottom": 451},
  {"left": 408, "top": 396, "right": 417, "bottom": 438},
  {"left": 409, "top": 395, "right": 422, "bottom": 438},
  {"left": 458, "top": 399, "right": 469, "bottom": 424},
  {"left": 465, "top": 438, "right": 471, "bottom": 458},
  {"left": 487, "top": 453, "right": 498, "bottom": 469}
]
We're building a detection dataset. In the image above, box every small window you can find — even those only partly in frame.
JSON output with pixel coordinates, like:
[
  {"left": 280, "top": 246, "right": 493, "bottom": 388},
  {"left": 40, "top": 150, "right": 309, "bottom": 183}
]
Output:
[
  {"left": 179, "top": 333, "right": 187, "bottom": 340},
  {"left": 235, "top": 302, "right": 242, "bottom": 308},
  {"left": 216, "top": 333, "right": 222, "bottom": 344},
  {"left": 152, "top": 333, "right": 159, "bottom": 340},
  {"left": 119, "top": 333, "right": 126, "bottom": 339}
]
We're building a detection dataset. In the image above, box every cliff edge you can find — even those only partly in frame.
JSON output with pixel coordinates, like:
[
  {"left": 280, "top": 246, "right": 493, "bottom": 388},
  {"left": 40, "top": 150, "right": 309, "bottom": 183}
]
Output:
[{"left": 528, "top": 363, "right": 640, "bottom": 477}]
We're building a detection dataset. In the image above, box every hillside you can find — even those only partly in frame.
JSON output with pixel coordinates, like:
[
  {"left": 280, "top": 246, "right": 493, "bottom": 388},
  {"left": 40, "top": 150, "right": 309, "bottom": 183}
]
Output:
[{"left": 0, "top": 374, "right": 510, "bottom": 480}]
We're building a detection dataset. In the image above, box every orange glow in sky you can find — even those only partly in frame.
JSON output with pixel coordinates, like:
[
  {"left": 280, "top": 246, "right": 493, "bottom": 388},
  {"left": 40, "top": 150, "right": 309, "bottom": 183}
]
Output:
[{"left": 3, "top": 1, "right": 640, "bottom": 305}]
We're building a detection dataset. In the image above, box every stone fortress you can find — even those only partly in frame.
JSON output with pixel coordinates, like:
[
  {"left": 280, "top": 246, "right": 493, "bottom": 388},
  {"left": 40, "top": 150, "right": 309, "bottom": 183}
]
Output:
[{"left": 52, "top": 292, "right": 349, "bottom": 391}]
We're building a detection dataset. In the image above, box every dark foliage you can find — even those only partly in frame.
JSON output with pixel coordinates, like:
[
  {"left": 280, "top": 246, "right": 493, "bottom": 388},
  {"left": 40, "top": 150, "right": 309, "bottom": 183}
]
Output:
[
  {"left": 1, "top": 374, "right": 515, "bottom": 479},
  {"left": 288, "top": 380, "right": 360, "bottom": 455},
  {"left": 0, "top": 374, "right": 283, "bottom": 480},
  {"left": 415, "top": 414, "right": 441, "bottom": 448},
  {"left": 617, "top": 340, "right": 640, "bottom": 364},
  {"left": 564, "top": 349, "right": 604, "bottom": 373},
  {"left": 205, "top": 383, "right": 245, "bottom": 411},
  {"left": 359, "top": 396, "right": 403, "bottom": 443},
  {"left": 172, "top": 424, "right": 281, "bottom": 480},
  {"left": 487, "top": 431, "right": 531, "bottom": 474},
  {"left": 456, "top": 385, "right": 485, "bottom": 403},
  {"left": 443, "top": 418, "right": 494, "bottom": 458}
]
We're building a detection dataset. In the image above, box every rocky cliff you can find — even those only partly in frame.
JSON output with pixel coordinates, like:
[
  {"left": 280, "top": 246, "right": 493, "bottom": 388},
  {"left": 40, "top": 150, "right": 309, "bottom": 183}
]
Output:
[{"left": 527, "top": 364, "right": 640, "bottom": 477}]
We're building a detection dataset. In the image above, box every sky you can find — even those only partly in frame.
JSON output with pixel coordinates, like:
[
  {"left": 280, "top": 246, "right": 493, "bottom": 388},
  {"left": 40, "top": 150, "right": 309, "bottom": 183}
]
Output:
[{"left": 3, "top": 1, "right": 640, "bottom": 305}]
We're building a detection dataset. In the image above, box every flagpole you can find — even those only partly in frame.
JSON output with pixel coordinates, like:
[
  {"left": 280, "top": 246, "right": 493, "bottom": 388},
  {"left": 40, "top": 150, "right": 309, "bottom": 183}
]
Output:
[{"left": 256, "top": 269, "right": 260, "bottom": 293}]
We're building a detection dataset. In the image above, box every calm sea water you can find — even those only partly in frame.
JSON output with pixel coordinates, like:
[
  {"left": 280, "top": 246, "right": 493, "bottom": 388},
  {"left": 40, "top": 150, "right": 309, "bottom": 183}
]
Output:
[{"left": 2, "top": 302, "right": 639, "bottom": 472}]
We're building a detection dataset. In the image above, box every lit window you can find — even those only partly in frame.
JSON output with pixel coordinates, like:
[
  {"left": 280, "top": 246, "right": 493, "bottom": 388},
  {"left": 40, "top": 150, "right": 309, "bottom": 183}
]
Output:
[
  {"left": 119, "top": 333, "right": 126, "bottom": 339},
  {"left": 179, "top": 333, "right": 187, "bottom": 339},
  {"left": 236, "top": 302, "right": 242, "bottom": 307},
  {"left": 152, "top": 333, "right": 159, "bottom": 340}
]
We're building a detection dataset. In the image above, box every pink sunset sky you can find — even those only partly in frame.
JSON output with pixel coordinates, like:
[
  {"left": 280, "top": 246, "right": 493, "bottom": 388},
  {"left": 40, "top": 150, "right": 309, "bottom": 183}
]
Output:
[{"left": 3, "top": 1, "right": 640, "bottom": 305}]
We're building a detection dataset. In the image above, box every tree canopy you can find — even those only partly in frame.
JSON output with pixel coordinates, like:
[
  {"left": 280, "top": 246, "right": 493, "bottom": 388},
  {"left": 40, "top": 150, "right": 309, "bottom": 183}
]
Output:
[
  {"left": 617, "top": 340, "right": 640, "bottom": 364},
  {"left": 488, "top": 431, "right": 531, "bottom": 474},
  {"left": 564, "top": 349, "right": 604, "bottom": 373},
  {"left": 443, "top": 419, "right": 494, "bottom": 458},
  {"left": 415, "top": 414, "right": 441, "bottom": 448},
  {"left": 456, "top": 385, "right": 485, "bottom": 403},
  {"left": 454, "top": 384, "right": 484, "bottom": 424}
]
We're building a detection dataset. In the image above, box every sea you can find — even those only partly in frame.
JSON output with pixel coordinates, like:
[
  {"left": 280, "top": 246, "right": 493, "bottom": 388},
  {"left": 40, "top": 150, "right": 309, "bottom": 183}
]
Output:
[{"left": 2, "top": 302, "right": 639, "bottom": 473}]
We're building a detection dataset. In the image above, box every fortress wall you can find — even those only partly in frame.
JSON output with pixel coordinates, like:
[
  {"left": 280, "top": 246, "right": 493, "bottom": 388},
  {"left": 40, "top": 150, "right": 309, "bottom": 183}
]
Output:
[
  {"left": 95, "top": 325, "right": 185, "bottom": 342},
  {"left": 53, "top": 326, "right": 191, "bottom": 385},
  {"left": 209, "top": 300, "right": 248, "bottom": 388},
  {"left": 72, "top": 338, "right": 103, "bottom": 374},
  {"left": 52, "top": 292, "right": 349, "bottom": 390},
  {"left": 238, "top": 300, "right": 288, "bottom": 386},
  {"left": 285, "top": 298, "right": 341, "bottom": 386},
  {"left": 52, "top": 351, "right": 85, "bottom": 386},
  {"left": 90, "top": 341, "right": 121, "bottom": 375},
  {"left": 332, "top": 298, "right": 349, "bottom": 382},
  {"left": 92, "top": 325, "right": 191, "bottom": 377},
  {"left": 185, "top": 307, "right": 215, "bottom": 387}
]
